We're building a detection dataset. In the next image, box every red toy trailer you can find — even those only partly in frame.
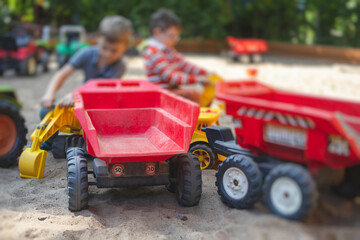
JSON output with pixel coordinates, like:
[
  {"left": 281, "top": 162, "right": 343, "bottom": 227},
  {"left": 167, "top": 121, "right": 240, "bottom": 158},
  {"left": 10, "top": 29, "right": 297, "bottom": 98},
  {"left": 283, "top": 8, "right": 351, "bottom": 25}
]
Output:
[
  {"left": 58, "top": 80, "right": 202, "bottom": 211},
  {"left": 226, "top": 36, "right": 268, "bottom": 63},
  {"left": 213, "top": 80, "right": 360, "bottom": 220},
  {"left": 19, "top": 80, "right": 201, "bottom": 211}
]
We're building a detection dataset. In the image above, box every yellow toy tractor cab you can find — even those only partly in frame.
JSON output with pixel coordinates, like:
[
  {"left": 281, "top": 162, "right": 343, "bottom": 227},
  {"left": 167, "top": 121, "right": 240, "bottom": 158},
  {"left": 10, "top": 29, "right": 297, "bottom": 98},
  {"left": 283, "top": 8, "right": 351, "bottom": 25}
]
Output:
[{"left": 189, "top": 107, "right": 226, "bottom": 169}]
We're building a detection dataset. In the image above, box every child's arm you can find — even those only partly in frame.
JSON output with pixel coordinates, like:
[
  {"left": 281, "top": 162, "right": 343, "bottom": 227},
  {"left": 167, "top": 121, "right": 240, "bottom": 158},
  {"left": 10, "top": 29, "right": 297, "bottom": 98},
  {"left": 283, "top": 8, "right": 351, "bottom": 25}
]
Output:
[
  {"left": 175, "top": 53, "right": 208, "bottom": 76},
  {"left": 144, "top": 48, "right": 205, "bottom": 85},
  {"left": 40, "top": 65, "right": 75, "bottom": 108}
]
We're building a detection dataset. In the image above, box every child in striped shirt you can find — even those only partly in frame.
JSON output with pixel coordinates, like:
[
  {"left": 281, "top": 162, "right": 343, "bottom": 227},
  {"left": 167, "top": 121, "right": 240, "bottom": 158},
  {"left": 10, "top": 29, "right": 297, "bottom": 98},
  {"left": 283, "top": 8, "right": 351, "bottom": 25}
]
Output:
[{"left": 143, "top": 8, "right": 210, "bottom": 103}]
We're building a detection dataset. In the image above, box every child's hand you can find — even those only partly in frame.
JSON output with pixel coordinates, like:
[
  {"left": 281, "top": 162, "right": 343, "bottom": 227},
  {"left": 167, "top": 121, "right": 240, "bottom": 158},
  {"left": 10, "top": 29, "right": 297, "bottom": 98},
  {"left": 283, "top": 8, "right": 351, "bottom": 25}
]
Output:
[
  {"left": 40, "top": 94, "right": 55, "bottom": 109},
  {"left": 196, "top": 75, "right": 211, "bottom": 85},
  {"left": 59, "top": 93, "right": 74, "bottom": 108}
]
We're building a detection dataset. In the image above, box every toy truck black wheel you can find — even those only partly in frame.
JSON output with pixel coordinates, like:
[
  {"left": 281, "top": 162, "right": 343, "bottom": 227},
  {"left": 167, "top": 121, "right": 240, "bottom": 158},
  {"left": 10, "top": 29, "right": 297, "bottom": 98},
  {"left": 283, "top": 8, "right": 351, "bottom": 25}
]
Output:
[
  {"left": 263, "top": 163, "right": 317, "bottom": 220},
  {"left": 251, "top": 54, "right": 262, "bottom": 63},
  {"left": 20, "top": 55, "right": 37, "bottom": 76},
  {"left": 239, "top": 55, "right": 251, "bottom": 63},
  {"left": 189, "top": 143, "right": 215, "bottom": 170},
  {"left": 66, "top": 147, "right": 88, "bottom": 211},
  {"left": 0, "top": 100, "right": 27, "bottom": 168},
  {"left": 226, "top": 50, "right": 238, "bottom": 62},
  {"left": 332, "top": 165, "right": 360, "bottom": 199},
  {"left": 36, "top": 46, "right": 49, "bottom": 73},
  {"left": 52, "top": 135, "right": 67, "bottom": 159},
  {"left": 175, "top": 153, "right": 202, "bottom": 207},
  {"left": 52, "top": 135, "right": 85, "bottom": 159},
  {"left": 216, "top": 154, "right": 262, "bottom": 209}
]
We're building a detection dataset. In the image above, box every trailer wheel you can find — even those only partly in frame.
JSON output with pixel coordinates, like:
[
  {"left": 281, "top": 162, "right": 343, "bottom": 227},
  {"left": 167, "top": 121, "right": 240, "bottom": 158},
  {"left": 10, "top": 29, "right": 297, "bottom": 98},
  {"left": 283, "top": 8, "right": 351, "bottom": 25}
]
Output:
[
  {"left": 52, "top": 135, "right": 67, "bottom": 159},
  {"left": 67, "top": 147, "right": 88, "bottom": 212},
  {"left": 166, "top": 156, "right": 177, "bottom": 193},
  {"left": 20, "top": 55, "right": 37, "bottom": 76},
  {"left": 239, "top": 54, "right": 250, "bottom": 63},
  {"left": 189, "top": 143, "right": 215, "bottom": 169},
  {"left": 251, "top": 54, "right": 262, "bottom": 63},
  {"left": 52, "top": 135, "right": 85, "bottom": 159},
  {"left": 227, "top": 51, "right": 238, "bottom": 62},
  {"left": 36, "top": 46, "right": 49, "bottom": 73},
  {"left": 0, "top": 100, "right": 27, "bottom": 168},
  {"left": 216, "top": 154, "right": 262, "bottom": 209},
  {"left": 332, "top": 165, "right": 360, "bottom": 199},
  {"left": 176, "top": 153, "right": 202, "bottom": 207},
  {"left": 263, "top": 164, "right": 317, "bottom": 220}
]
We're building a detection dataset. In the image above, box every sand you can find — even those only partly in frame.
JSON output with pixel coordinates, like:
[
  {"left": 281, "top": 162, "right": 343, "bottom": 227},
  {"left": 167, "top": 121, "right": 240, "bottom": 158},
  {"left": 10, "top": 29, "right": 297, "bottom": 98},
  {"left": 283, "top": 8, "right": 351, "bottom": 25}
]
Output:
[{"left": 0, "top": 54, "right": 360, "bottom": 240}]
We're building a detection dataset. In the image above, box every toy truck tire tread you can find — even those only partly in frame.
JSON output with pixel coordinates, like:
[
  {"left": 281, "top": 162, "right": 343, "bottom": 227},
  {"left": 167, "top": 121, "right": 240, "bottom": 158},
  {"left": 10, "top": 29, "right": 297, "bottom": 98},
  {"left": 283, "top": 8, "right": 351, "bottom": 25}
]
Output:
[
  {"left": 176, "top": 153, "right": 202, "bottom": 207},
  {"left": 216, "top": 154, "right": 262, "bottom": 209},
  {"left": 19, "top": 55, "right": 37, "bottom": 76},
  {"left": 263, "top": 163, "right": 318, "bottom": 220},
  {"left": 0, "top": 100, "right": 27, "bottom": 168},
  {"left": 67, "top": 147, "right": 88, "bottom": 212},
  {"left": 52, "top": 135, "right": 85, "bottom": 159},
  {"left": 52, "top": 135, "right": 67, "bottom": 159}
]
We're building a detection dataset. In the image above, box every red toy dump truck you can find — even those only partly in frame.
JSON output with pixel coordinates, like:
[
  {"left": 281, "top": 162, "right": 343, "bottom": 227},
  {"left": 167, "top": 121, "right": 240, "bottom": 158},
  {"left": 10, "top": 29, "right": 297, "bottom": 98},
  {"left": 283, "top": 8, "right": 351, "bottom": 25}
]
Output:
[
  {"left": 204, "top": 80, "right": 360, "bottom": 220},
  {"left": 19, "top": 80, "right": 202, "bottom": 211}
]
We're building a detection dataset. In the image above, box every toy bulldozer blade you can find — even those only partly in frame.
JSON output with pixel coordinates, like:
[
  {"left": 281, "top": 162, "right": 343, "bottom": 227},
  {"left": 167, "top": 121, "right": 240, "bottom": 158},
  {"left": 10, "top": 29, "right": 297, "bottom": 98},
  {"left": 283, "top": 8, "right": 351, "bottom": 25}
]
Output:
[
  {"left": 200, "top": 75, "right": 224, "bottom": 107},
  {"left": 19, "top": 126, "right": 47, "bottom": 179}
]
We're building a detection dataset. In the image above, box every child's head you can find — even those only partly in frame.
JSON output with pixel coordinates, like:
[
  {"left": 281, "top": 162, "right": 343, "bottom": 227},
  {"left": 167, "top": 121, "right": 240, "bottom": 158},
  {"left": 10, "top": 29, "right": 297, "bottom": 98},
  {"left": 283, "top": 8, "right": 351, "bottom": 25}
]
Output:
[
  {"left": 149, "top": 8, "right": 181, "bottom": 49},
  {"left": 98, "top": 16, "right": 133, "bottom": 64}
]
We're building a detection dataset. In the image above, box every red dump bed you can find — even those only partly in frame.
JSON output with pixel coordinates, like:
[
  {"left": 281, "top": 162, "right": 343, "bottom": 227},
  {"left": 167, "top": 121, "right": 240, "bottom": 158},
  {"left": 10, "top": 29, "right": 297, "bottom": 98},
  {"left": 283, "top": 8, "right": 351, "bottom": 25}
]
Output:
[
  {"left": 216, "top": 81, "right": 360, "bottom": 169},
  {"left": 73, "top": 80, "right": 200, "bottom": 163},
  {"left": 227, "top": 36, "right": 268, "bottom": 55}
]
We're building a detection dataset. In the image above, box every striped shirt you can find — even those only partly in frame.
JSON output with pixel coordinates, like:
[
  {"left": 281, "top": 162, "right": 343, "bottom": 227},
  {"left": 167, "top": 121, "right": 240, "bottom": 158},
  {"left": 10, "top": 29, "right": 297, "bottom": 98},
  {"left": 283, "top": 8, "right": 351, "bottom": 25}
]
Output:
[{"left": 143, "top": 38, "right": 207, "bottom": 87}]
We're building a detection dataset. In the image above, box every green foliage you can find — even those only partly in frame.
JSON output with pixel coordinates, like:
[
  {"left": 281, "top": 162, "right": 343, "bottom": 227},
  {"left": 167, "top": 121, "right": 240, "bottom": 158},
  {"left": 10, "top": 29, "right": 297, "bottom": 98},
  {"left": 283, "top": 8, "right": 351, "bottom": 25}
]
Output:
[
  {"left": 3, "top": 0, "right": 360, "bottom": 47},
  {"left": 0, "top": 0, "right": 11, "bottom": 35}
]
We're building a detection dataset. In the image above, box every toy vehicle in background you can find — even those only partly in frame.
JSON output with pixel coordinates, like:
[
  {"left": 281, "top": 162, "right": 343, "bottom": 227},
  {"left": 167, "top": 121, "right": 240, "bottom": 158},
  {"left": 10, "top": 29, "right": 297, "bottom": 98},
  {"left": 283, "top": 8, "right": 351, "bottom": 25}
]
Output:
[
  {"left": 19, "top": 80, "right": 202, "bottom": 211},
  {"left": 0, "top": 86, "right": 27, "bottom": 168},
  {"left": 56, "top": 25, "right": 88, "bottom": 68},
  {"left": 190, "top": 107, "right": 224, "bottom": 169},
  {"left": 226, "top": 36, "right": 268, "bottom": 63},
  {"left": 0, "top": 26, "right": 49, "bottom": 76},
  {"left": 214, "top": 80, "right": 360, "bottom": 220}
]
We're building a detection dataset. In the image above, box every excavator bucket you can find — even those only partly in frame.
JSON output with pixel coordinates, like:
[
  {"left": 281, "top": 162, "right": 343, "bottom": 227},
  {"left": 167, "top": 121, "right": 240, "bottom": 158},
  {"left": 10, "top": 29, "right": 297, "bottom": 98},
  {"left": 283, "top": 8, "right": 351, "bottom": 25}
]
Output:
[
  {"left": 200, "top": 75, "right": 224, "bottom": 107},
  {"left": 19, "top": 148, "right": 47, "bottom": 179},
  {"left": 18, "top": 126, "right": 47, "bottom": 179}
]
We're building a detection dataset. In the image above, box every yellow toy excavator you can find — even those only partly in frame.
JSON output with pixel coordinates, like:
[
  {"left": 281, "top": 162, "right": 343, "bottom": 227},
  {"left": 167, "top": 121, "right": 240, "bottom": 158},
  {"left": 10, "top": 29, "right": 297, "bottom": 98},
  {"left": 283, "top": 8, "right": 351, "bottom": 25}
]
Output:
[{"left": 19, "top": 106, "right": 82, "bottom": 179}]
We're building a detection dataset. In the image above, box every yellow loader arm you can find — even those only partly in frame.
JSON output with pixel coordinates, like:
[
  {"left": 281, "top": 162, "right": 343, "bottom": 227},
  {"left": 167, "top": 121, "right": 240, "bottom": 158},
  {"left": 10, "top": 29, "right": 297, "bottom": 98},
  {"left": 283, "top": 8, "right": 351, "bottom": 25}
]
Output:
[
  {"left": 19, "top": 105, "right": 81, "bottom": 179},
  {"left": 200, "top": 75, "right": 224, "bottom": 107}
]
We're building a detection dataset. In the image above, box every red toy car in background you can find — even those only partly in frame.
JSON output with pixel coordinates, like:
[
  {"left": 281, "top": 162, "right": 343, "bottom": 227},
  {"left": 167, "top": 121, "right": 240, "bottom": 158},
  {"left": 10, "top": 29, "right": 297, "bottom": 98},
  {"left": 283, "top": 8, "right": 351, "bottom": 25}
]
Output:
[
  {"left": 0, "top": 26, "right": 49, "bottom": 76},
  {"left": 226, "top": 36, "right": 268, "bottom": 63},
  {"left": 210, "top": 80, "right": 360, "bottom": 220}
]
